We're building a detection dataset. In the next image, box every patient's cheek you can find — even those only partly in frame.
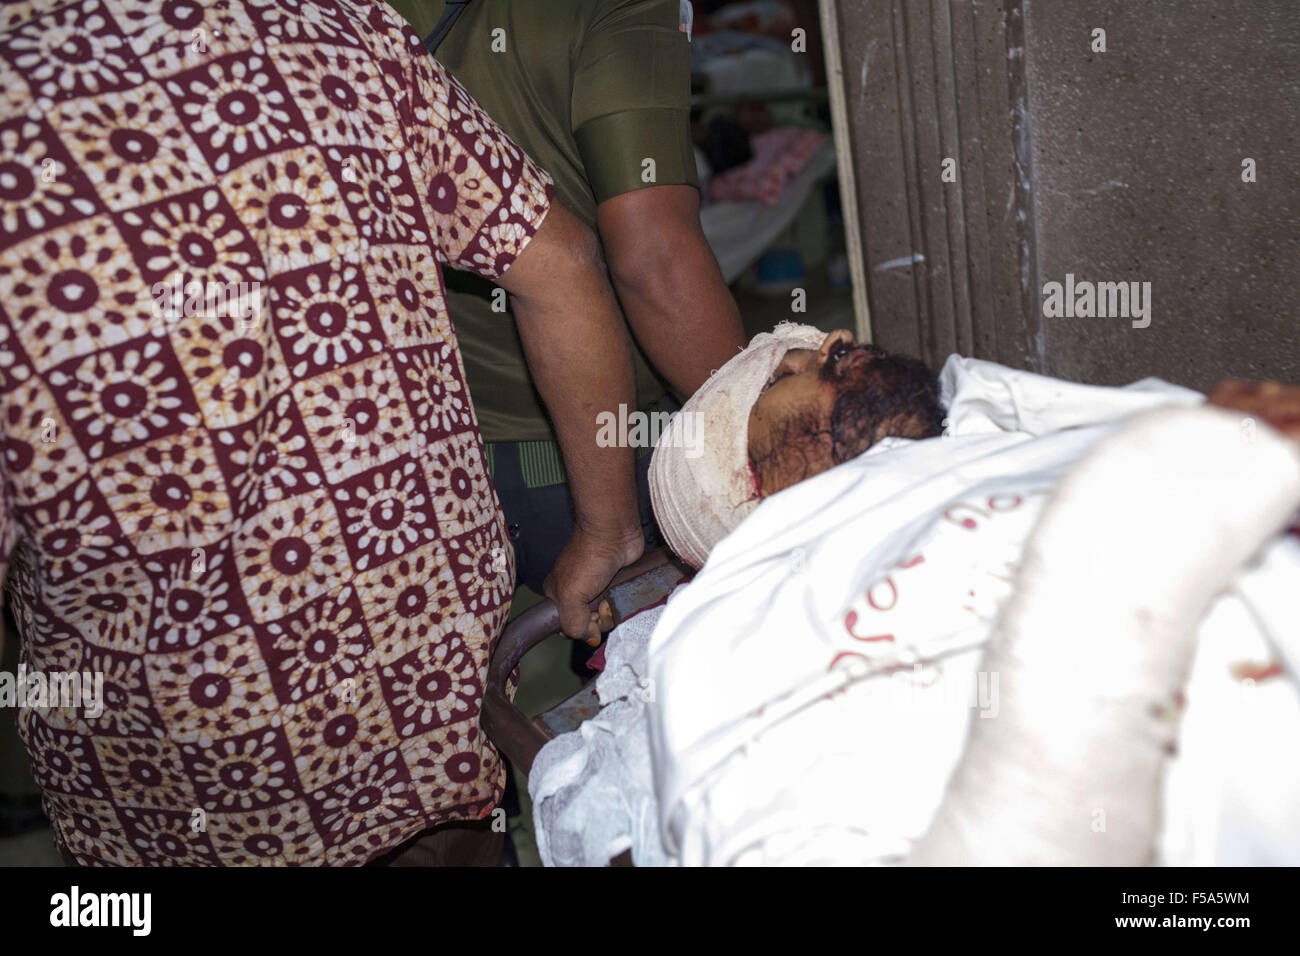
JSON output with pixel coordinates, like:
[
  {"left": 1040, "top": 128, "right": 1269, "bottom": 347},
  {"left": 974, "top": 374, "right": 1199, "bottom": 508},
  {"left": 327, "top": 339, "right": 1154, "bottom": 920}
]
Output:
[
  {"left": 751, "top": 431, "right": 835, "bottom": 497},
  {"left": 746, "top": 405, "right": 777, "bottom": 464},
  {"left": 747, "top": 391, "right": 839, "bottom": 496}
]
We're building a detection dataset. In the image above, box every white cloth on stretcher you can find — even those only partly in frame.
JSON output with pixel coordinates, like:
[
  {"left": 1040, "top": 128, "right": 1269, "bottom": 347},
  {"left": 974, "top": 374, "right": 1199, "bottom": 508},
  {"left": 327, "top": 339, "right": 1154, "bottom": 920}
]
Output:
[
  {"left": 529, "top": 606, "right": 674, "bottom": 867},
  {"left": 529, "top": 355, "right": 1300, "bottom": 865}
]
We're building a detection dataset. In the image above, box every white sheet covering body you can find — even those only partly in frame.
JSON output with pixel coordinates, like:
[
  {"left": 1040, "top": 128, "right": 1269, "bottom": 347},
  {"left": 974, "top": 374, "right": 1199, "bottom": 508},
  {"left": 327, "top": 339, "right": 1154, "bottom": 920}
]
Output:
[{"left": 530, "top": 356, "right": 1300, "bottom": 865}]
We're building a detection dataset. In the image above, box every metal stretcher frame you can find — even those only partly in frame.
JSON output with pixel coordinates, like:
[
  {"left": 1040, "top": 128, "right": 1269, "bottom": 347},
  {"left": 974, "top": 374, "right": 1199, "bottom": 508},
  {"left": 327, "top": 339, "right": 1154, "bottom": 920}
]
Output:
[
  {"left": 482, "top": 548, "right": 688, "bottom": 866},
  {"left": 482, "top": 547, "right": 688, "bottom": 778}
]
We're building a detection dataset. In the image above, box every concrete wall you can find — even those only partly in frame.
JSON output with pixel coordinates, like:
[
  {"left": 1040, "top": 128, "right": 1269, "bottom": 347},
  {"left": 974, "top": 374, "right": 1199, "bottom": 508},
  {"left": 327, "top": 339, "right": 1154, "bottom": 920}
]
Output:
[{"left": 830, "top": 0, "right": 1298, "bottom": 392}]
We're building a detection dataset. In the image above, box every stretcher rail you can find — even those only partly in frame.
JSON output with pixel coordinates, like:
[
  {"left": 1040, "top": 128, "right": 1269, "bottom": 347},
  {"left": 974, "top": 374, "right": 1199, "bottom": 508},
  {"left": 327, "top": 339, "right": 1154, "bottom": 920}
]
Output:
[{"left": 483, "top": 547, "right": 686, "bottom": 777}]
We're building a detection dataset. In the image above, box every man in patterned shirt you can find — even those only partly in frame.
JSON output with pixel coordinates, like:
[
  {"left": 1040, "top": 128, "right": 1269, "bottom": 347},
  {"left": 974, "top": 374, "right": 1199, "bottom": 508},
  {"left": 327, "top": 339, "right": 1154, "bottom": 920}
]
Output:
[{"left": 0, "top": 0, "right": 643, "bottom": 864}]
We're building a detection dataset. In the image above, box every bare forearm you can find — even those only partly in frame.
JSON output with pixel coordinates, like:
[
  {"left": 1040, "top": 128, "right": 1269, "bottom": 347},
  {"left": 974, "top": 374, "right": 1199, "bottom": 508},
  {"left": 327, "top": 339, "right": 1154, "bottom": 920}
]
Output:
[
  {"left": 599, "top": 186, "right": 746, "bottom": 398},
  {"left": 611, "top": 238, "right": 745, "bottom": 397},
  {"left": 507, "top": 228, "right": 639, "bottom": 540},
  {"left": 494, "top": 203, "right": 644, "bottom": 636}
]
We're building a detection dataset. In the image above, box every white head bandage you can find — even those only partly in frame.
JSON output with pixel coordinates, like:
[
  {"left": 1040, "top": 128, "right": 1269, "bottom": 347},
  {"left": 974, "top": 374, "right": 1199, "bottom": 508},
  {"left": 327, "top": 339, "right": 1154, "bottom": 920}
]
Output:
[{"left": 649, "top": 323, "right": 825, "bottom": 568}]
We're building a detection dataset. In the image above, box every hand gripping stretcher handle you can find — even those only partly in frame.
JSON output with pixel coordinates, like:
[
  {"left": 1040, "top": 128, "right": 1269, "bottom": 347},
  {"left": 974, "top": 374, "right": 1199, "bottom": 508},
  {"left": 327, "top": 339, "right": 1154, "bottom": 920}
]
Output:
[{"left": 482, "top": 547, "right": 686, "bottom": 776}]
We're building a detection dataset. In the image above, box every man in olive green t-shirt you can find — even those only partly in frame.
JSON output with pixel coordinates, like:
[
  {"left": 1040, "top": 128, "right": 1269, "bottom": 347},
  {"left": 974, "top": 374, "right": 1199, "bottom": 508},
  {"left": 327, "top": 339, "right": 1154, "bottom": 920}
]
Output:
[{"left": 387, "top": 0, "right": 746, "bottom": 603}]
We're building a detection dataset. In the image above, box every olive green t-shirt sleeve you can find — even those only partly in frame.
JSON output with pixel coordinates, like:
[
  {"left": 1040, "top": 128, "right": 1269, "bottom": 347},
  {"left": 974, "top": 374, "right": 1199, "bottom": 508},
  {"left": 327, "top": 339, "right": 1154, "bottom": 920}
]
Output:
[
  {"left": 384, "top": 0, "right": 444, "bottom": 42},
  {"left": 571, "top": 0, "right": 699, "bottom": 204}
]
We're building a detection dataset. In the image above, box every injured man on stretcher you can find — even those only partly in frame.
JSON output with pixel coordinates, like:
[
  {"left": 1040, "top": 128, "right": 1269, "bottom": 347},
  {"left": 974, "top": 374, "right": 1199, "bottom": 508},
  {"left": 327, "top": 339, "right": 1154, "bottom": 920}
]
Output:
[{"left": 529, "top": 323, "right": 1300, "bottom": 867}]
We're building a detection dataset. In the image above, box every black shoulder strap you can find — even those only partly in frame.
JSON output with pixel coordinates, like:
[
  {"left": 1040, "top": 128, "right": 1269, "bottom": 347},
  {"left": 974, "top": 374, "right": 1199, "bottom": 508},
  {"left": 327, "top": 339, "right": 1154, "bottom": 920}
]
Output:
[{"left": 424, "top": 0, "right": 473, "bottom": 55}]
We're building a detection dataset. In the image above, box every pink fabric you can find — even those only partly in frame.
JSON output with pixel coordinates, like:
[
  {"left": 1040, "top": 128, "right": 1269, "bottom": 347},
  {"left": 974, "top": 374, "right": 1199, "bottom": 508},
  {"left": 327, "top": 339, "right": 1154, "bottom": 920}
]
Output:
[{"left": 708, "top": 128, "right": 828, "bottom": 206}]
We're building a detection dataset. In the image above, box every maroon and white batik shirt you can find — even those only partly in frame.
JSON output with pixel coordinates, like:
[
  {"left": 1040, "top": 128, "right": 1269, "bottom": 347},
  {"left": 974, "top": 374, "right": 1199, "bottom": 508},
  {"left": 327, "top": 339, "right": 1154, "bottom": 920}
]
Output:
[{"left": 0, "top": 0, "right": 552, "bottom": 864}]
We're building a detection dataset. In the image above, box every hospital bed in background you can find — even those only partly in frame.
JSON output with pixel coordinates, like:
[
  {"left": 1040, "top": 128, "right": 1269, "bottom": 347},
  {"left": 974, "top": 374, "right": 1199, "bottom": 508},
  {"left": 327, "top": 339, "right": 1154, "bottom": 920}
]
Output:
[
  {"left": 691, "top": 75, "right": 838, "bottom": 285},
  {"left": 701, "top": 143, "right": 836, "bottom": 284}
]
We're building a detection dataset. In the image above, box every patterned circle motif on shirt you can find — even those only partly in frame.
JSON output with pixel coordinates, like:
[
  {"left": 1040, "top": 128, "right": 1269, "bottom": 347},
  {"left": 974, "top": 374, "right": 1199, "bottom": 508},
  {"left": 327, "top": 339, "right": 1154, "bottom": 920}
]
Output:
[{"left": 0, "top": 0, "right": 552, "bottom": 865}]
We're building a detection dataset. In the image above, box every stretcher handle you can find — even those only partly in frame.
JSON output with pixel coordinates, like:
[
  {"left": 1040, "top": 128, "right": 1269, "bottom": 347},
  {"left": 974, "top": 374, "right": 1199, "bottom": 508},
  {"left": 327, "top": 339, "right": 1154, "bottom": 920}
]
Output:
[
  {"left": 482, "top": 547, "right": 679, "bottom": 777},
  {"left": 487, "top": 547, "right": 675, "bottom": 690}
]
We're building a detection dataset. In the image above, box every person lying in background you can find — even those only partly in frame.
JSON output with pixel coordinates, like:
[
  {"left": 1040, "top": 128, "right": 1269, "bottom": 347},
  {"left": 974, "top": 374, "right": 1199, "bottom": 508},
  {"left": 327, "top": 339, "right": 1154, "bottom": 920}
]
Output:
[
  {"left": 386, "top": 0, "right": 747, "bottom": 622},
  {"left": 0, "top": 0, "right": 642, "bottom": 865}
]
